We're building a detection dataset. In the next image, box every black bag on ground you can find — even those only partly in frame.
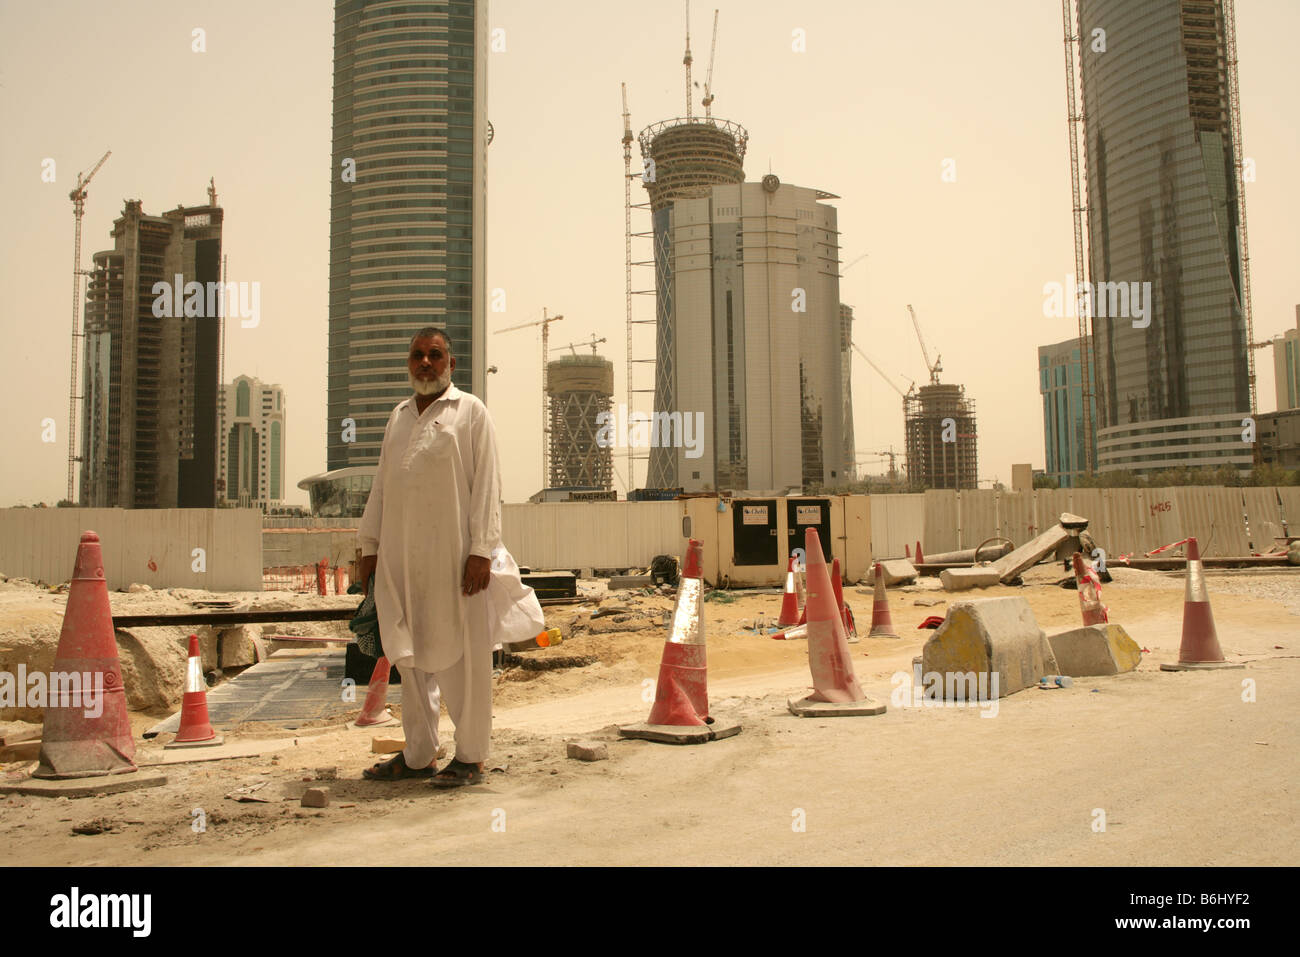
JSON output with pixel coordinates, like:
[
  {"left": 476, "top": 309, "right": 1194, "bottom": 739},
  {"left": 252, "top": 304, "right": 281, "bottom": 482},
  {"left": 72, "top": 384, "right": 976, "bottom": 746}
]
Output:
[{"left": 651, "top": 554, "right": 679, "bottom": 587}]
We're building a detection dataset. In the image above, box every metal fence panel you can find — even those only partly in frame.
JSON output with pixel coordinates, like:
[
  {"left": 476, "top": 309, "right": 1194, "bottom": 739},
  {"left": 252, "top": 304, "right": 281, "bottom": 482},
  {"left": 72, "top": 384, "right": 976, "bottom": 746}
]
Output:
[
  {"left": 922, "top": 490, "right": 960, "bottom": 553},
  {"left": 871, "top": 494, "right": 925, "bottom": 559}
]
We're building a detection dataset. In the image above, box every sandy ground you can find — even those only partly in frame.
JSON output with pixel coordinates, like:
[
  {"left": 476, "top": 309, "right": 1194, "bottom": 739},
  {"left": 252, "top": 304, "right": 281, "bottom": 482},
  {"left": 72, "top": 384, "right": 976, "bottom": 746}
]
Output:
[{"left": 0, "top": 565, "right": 1296, "bottom": 866}]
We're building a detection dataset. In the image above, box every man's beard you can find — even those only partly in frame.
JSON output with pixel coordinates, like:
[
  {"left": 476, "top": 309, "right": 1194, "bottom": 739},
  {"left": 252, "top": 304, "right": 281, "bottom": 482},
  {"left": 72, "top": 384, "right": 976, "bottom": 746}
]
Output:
[{"left": 410, "top": 369, "right": 451, "bottom": 397}]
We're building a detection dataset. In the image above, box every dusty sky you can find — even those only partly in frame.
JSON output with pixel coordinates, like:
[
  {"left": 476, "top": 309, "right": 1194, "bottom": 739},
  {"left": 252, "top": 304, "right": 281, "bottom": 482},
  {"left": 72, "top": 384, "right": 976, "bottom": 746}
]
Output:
[{"left": 1, "top": 0, "right": 1296, "bottom": 507}]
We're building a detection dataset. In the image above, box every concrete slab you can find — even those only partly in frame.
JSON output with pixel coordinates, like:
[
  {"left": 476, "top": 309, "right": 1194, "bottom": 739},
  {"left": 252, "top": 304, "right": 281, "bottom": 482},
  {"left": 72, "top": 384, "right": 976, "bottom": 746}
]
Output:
[
  {"left": 990, "top": 524, "right": 1073, "bottom": 581},
  {"left": 922, "top": 597, "right": 1058, "bottom": 698},
  {"left": 1048, "top": 623, "right": 1142, "bottom": 676},
  {"left": 137, "top": 737, "right": 302, "bottom": 766},
  {"left": 618, "top": 718, "right": 741, "bottom": 744},
  {"left": 878, "top": 559, "right": 918, "bottom": 586},
  {"left": 940, "top": 567, "right": 1002, "bottom": 592},
  {"left": 787, "top": 696, "right": 887, "bottom": 717},
  {"left": 0, "top": 772, "right": 167, "bottom": 798}
]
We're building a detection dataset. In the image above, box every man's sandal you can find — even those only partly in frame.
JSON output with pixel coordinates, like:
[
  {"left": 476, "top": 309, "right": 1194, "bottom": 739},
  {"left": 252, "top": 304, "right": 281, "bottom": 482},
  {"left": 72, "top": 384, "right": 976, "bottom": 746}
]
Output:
[
  {"left": 363, "top": 752, "right": 433, "bottom": 780},
  {"left": 431, "top": 758, "right": 484, "bottom": 788}
]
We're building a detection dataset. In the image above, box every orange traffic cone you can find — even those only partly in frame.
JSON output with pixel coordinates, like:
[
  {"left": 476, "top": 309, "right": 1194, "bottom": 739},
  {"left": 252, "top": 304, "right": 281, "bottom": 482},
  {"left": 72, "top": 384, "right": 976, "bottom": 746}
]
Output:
[
  {"left": 1072, "top": 552, "right": 1108, "bottom": 625},
  {"left": 33, "top": 531, "right": 137, "bottom": 779},
  {"left": 915, "top": 541, "right": 925, "bottom": 565},
  {"left": 353, "top": 655, "right": 397, "bottom": 727},
  {"left": 166, "top": 635, "right": 223, "bottom": 748},
  {"left": 788, "top": 529, "right": 884, "bottom": 716},
  {"left": 830, "top": 558, "right": 857, "bottom": 641},
  {"left": 1160, "top": 537, "right": 1243, "bottom": 672},
  {"left": 777, "top": 556, "right": 802, "bottom": 626},
  {"left": 771, "top": 623, "right": 808, "bottom": 641},
  {"left": 620, "top": 539, "right": 740, "bottom": 743},
  {"left": 867, "top": 562, "right": 899, "bottom": 638}
]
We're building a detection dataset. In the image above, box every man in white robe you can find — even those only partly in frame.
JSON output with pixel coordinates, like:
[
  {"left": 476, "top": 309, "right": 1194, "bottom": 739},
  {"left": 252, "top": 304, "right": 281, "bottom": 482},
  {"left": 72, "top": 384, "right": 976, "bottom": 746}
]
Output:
[{"left": 357, "top": 328, "right": 502, "bottom": 785}]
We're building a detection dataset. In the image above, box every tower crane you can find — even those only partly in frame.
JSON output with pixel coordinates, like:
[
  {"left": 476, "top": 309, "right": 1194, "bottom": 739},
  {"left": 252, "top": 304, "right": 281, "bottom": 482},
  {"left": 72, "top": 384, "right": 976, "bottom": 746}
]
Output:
[
  {"left": 906, "top": 304, "right": 942, "bottom": 385},
  {"left": 702, "top": 9, "right": 719, "bottom": 118},
  {"left": 495, "top": 308, "right": 564, "bottom": 488},
  {"left": 551, "top": 334, "right": 607, "bottom": 357},
  {"left": 66, "top": 149, "right": 111, "bottom": 502},
  {"left": 683, "top": 1, "right": 694, "bottom": 120}
]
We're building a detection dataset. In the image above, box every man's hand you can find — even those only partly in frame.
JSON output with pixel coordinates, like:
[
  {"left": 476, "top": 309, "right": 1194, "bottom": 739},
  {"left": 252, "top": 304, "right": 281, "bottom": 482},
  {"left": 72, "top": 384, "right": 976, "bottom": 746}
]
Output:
[
  {"left": 358, "top": 554, "right": 378, "bottom": 597},
  {"left": 462, "top": 555, "right": 491, "bottom": 596}
]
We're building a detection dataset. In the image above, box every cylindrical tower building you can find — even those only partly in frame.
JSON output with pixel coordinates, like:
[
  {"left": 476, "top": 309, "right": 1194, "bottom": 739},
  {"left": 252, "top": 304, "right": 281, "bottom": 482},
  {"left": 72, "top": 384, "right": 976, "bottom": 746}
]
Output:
[
  {"left": 547, "top": 354, "right": 614, "bottom": 490},
  {"left": 638, "top": 117, "right": 747, "bottom": 489}
]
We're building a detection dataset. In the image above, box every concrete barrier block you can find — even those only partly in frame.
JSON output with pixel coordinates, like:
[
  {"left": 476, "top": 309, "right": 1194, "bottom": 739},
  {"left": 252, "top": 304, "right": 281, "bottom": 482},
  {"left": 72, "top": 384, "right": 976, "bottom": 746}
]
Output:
[
  {"left": 922, "top": 597, "right": 1058, "bottom": 698},
  {"left": 878, "top": 559, "right": 918, "bottom": 586},
  {"left": 1047, "top": 623, "right": 1141, "bottom": 676},
  {"left": 940, "top": 567, "right": 1002, "bottom": 592}
]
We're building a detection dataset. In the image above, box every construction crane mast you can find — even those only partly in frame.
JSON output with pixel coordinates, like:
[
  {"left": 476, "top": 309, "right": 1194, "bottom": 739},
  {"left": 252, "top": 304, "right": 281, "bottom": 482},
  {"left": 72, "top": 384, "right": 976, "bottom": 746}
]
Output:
[
  {"left": 906, "top": 304, "right": 942, "bottom": 384},
  {"left": 1061, "top": 0, "right": 1093, "bottom": 471},
  {"left": 683, "top": 0, "right": 694, "bottom": 120},
  {"left": 495, "top": 308, "right": 564, "bottom": 489},
  {"left": 702, "top": 9, "right": 719, "bottom": 118},
  {"left": 66, "top": 149, "right": 111, "bottom": 502}
]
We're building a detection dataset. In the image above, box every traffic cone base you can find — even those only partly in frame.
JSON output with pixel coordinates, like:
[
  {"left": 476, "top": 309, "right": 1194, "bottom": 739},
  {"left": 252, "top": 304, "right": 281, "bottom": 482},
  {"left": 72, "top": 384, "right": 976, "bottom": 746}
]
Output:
[
  {"left": 618, "top": 718, "right": 741, "bottom": 745},
  {"left": 788, "top": 694, "right": 887, "bottom": 717},
  {"left": 1159, "top": 660, "right": 1245, "bottom": 672},
  {"left": 0, "top": 772, "right": 168, "bottom": 798}
]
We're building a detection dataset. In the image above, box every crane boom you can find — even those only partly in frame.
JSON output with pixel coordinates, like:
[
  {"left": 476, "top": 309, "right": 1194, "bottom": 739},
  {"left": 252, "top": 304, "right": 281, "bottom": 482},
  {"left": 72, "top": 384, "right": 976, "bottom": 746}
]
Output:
[
  {"left": 851, "top": 340, "right": 911, "bottom": 398},
  {"left": 702, "top": 9, "right": 719, "bottom": 118},
  {"left": 906, "top": 303, "right": 942, "bottom": 384}
]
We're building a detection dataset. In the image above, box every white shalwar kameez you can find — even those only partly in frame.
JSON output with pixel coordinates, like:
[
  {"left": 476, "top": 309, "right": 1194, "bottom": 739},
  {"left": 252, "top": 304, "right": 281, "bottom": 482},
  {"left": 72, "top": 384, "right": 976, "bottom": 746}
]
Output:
[{"left": 358, "top": 384, "right": 502, "bottom": 768}]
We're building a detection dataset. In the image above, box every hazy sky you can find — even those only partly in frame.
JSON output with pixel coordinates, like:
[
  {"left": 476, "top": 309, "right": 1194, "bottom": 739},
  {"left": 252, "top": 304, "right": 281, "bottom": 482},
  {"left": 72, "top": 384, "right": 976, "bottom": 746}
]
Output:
[{"left": 1, "top": 0, "right": 1296, "bottom": 507}]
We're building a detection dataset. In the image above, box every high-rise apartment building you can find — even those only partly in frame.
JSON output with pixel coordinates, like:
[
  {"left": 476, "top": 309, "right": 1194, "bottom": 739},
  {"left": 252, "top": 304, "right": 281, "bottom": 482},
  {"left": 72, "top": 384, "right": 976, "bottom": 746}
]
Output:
[
  {"left": 650, "top": 178, "right": 845, "bottom": 493},
  {"left": 327, "top": 0, "right": 489, "bottom": 471},
  {"left": 1039, "top": 335, "right": 1096, "bottom": 487},
  {"left": 80, "top": 192, "right": 222, "bottom": 508},
  {"left": 1079, "top": 0, "right": 1253, "bottom": 474},
  {"left": 1272, "top": 306, "right": 1300, "bottom": 411},
  {"left": 217, "top": 375, "right": 287, "bottom": 509}
]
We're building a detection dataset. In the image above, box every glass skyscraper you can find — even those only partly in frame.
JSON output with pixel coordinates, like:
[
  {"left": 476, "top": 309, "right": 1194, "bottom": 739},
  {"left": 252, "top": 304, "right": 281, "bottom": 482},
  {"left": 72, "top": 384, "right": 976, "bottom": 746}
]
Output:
[
  {"left": 1079, "top": 0, "right": 1253, "bottom": 474},
  {"left": 327, "top": 0, "right": 488, "bottom": 471},
  {"left": 1039, "top": 336, "right": 1096, "bottom": 487}
]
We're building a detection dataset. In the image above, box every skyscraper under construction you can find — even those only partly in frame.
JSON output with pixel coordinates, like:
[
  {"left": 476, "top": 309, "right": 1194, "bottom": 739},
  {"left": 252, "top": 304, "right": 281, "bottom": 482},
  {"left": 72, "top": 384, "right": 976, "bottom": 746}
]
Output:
[{"left": 79, "top": 193, "right": 222, "bottom": 508}]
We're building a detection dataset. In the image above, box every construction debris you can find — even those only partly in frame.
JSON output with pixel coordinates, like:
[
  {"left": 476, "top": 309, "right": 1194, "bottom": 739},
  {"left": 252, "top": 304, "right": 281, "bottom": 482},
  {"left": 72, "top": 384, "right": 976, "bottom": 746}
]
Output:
[
  {"left": 566, "top": 741, "right": 609, "bottom": 761},
  {"left": 920, "top": 542, "right": 1014, "bottom": 565},
  {"left": 876, "top": 559, "right": 918, "bottom": 586},
  {"left": 940, "top": 520, "right": 1076, "bottom": 592}
]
